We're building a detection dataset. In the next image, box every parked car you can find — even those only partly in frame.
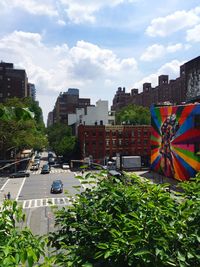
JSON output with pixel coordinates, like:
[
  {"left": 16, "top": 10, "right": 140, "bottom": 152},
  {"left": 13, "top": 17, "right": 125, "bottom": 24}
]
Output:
[
  {"left": 51, "top": 180, "right": 63, "bottom": 193},
  {"left": 62, "top": 163, "right": 70, "bottom": 169},
  {"left": 30, "top": 164, "right": 39, "bottom": 171},
  {"left": 41, "top": 164, "right": 50, "bottom": 174},
  {"left": 9, "top": 170, "right": 30, "bottom": 178}
]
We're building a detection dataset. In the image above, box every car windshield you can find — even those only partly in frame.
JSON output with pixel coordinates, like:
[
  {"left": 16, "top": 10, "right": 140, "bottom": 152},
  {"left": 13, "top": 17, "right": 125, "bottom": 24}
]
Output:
[{"left": 53, "top": 181, "right": 62, "bottom": 186}]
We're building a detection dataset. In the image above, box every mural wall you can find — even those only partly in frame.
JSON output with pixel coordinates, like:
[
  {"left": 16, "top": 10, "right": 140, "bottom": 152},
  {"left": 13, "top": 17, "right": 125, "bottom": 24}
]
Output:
[{"left": 151, "top": 104, "right": 200, "bottom": 181}]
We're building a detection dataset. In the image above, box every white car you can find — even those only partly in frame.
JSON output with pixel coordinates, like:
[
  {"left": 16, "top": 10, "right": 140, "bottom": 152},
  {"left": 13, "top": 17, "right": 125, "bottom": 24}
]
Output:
[{"left": 62, "top": 163, "right": 69, "bottom": 169}]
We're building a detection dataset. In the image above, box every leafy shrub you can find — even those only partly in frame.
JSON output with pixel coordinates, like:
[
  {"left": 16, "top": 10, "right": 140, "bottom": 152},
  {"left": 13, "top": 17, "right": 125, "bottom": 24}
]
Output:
[{"left": 49, "top": 172, "right": 200, "bottom": 267}]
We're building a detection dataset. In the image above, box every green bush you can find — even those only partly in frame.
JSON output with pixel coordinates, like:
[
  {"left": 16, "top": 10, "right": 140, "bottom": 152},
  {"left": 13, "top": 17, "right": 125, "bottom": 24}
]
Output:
[{"left": 49, "top": 172, "right": 200, "bottom": 267}]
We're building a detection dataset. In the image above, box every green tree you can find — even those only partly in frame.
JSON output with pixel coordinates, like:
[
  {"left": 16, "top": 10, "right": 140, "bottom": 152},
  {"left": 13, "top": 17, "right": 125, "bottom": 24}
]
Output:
[
  {"left": 0, "top": 98, "right": 48, "bottom": 157},
  {"left": 116, "top": 104, "right": 151, "bottom": 125},
  {"left": 47, "top": 123, "right": 77, "bottom": 159}
]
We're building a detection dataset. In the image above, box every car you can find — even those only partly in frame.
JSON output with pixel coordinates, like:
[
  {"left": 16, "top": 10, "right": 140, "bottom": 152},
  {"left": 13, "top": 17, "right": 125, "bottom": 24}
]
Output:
[
  {"left": 62, "top": 163, "right": 70, "bottom": 169},
  {"left": 30, "top": 163, "right": 39, "bottom": 171},
  {"left": 48, "top": 157, "right": 55, "bottom": 165},
  {"left": 51, "top": 180, "right": 63, "bottom": 193},
  {"left": 41, "top": 164, "right": 50, "bottom": 174},
  {"left": 9, "top": 170, "right": 30, "bottom": 178}
]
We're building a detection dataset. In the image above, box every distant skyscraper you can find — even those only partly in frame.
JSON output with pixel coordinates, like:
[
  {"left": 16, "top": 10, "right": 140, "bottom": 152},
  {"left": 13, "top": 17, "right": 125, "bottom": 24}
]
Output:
[{"left": 28, "top": 83, "right": 36, "bottom": 100}]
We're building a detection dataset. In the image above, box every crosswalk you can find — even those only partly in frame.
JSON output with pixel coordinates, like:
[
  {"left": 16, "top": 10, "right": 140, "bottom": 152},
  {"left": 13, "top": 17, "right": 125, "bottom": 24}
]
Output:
[
  {"left": 31, "top": 169, "right": 71, "bottom": 175},
  {"left": 18, "top": 197, "right": 72, "bottom": 209}
]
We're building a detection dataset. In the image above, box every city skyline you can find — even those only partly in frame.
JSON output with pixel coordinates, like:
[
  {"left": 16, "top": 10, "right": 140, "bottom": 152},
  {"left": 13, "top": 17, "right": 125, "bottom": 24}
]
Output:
[{"left": 0, "top": 0, "right": 199, "bottom": 122}]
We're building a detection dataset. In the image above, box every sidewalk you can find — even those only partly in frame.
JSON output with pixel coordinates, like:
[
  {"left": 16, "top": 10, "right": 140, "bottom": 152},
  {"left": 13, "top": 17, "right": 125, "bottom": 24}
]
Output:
[{"left": 132, "top": 170, "right": 181, "bottom": 191}]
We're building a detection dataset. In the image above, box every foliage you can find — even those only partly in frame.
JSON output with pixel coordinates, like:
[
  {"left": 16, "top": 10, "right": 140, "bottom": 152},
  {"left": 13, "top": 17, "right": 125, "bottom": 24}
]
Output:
[
  {"left": 0, "top": 200, "right": 47, "bottom": 267},
  {"left": 0, "top": 98, "right": 48, "bottom": 157},
  {"left": 47, "top": 122, "right": 77, "bottom": 158},
  {"left": 49, "top": 171, "right": 200, "bottom": 267},
  {"left": 116, "top": 104, "right": 151, "bottom": 125}
]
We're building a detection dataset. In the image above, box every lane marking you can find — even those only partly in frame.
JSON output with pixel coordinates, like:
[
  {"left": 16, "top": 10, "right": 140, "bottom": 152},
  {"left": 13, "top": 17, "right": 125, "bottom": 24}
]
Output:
[
  {"left": 15, "top": 178, "right": 26, "bottom": 201},
  {"left": 0, "top": 179, "right": 10, "bottom": 191}
]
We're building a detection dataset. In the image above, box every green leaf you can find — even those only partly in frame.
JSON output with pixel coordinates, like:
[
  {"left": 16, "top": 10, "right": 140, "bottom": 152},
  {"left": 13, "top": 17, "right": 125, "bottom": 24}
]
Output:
[
  {"left": 104, "top": 250, "right": 111, "bottom": 259},
  {"left": 82, "top": 262, "right": 93, "bottom": 267}
]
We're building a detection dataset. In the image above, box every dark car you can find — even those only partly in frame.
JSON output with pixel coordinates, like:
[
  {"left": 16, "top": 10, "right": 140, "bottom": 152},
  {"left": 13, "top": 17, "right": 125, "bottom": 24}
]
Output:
[
  {"left": 41, "top": 164, "right": 50, "bottom": 174},
  {"left": 9, "top": 170, "right": 30, "bottom": 178},
  {"left": 51, "top": 180, "right": 63, "bottom": 193}
]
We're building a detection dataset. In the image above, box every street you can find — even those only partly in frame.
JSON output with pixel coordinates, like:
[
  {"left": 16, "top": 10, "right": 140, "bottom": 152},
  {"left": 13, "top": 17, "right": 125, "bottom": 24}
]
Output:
[{"left": 0, "top": 163, "right": 84, "bottom": 235}]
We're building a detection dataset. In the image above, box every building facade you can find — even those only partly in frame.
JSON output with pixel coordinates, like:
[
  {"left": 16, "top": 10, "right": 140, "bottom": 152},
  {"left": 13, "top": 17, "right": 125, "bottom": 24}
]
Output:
[
  {"left": 111, "top": 56, "right": 200, "bottom": 112},
  {"left": 78, "top": 124, "right": 151, "bottom": 165},
  {"left": 150, "top": 103, "right": 200, "bottom": 181},
  {"left": 0, "top": 62, "right": 29, "bottom": 103},
  {"left": 51, "top": 88, "right": 92, "bottom": 124}
]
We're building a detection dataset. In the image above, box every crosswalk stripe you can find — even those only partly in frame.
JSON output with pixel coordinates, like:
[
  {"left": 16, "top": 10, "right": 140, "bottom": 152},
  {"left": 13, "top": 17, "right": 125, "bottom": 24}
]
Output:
[
  {"left": 19, "top": 197, "right": 71, "bottom": 209},
  {"left": 31, "top": 169, "right": 70, "bottom": 175}
]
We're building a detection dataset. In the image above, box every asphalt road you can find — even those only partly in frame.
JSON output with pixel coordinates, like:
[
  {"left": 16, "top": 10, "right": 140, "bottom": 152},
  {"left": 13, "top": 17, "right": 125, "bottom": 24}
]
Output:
[{"left": 0, "top": 162, "right": 85, "bottom": 235}]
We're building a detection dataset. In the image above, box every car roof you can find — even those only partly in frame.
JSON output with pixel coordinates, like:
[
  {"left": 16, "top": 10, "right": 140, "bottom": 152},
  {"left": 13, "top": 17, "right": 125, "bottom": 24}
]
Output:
[{"left": 53, "top": 180, "right": 62, "bottom": 183}]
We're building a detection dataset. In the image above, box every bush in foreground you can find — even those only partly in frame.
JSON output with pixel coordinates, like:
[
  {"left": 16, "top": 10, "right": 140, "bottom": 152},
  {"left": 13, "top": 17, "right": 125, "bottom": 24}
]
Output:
[{"left": 49, "top": 172, "right": 200, "bottom": 267}]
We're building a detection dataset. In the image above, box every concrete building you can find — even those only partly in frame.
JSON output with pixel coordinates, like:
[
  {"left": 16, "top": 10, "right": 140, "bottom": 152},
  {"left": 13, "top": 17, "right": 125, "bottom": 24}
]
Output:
[
  {"left": 0, "top": 62, "right": 28, "bottom": 103},
  {"left": 111, "top": 56, "right": 200, "bottom": 111},
  {"left": 68, "top": 99, "right": 115, "bottom": 131}
]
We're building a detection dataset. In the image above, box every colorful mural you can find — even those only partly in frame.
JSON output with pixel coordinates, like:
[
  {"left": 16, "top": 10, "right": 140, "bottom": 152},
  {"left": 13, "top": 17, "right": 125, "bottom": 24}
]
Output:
[{"left": 150, "top": 103, "right": 200, "bottom": 181}]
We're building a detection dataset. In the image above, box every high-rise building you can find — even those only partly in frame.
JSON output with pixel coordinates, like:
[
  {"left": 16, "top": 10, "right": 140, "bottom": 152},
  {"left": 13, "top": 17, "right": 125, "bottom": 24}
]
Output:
[
  {"left": 27, "top": 83, "right": 36, "bottom": 100},
  {"left": 0, "top": 62, "right": 28, "bottom": 102},
  {"left": 50, "top": 88, "right": 92, "bottom": 124}
]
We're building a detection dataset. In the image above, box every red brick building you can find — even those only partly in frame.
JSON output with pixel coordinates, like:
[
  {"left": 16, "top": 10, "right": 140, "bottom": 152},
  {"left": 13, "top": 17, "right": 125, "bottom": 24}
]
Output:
[
  {"left": 111, "top": 56, "right": 200, "bottom": 112},
  {"left": 78, "top": 124, "right": 151, "bottom": 166}
]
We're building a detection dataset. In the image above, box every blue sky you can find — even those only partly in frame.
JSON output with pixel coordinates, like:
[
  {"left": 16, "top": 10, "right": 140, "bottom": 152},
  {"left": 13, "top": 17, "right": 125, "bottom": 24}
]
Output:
[{"left": 0, "top": 0, "right": 199, "bottom": 123}]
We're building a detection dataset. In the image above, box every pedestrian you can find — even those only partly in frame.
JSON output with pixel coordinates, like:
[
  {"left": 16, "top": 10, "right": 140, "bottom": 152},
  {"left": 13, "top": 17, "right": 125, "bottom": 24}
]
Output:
[
  {"left": 7, "top": 192, "right": 11, "bottom": 200},
  {"left": 4, "top": 194, "right": 7, "bottom": 200}
]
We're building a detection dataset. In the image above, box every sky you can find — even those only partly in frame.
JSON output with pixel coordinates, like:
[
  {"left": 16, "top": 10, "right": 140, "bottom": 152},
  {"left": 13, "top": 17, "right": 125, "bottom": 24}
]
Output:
[{"left": 0, "top": 0, "right": 199, "bottom": 124}]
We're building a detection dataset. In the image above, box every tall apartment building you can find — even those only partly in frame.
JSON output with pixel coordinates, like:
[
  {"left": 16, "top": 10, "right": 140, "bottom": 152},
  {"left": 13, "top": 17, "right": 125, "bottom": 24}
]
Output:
[
  {"left": 51, "top": 88, "right": 92, "bottom": 124},
  {"left": 111, "top": 56, "right": 200, "bottom": 111},
  {"left": 78, "top": 124, "right": 151, "bottom": 166},
  {"left": 0, "top": 62, "right": 29, "bottom": 102}
]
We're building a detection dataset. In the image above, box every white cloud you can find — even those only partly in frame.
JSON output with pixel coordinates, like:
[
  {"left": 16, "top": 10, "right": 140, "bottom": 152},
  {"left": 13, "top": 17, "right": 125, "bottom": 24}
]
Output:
[
  {"left": 60, "top": 0, "right": 138, "bottom": 24},
  {"left": 0, "top": 0, "right": 138, "bottom": 24},
  {"left": 186, "top": 24, "right": 200, "bottom": 42},
  {"left": 0, "top": 31, "right": 138, "bottom": 122},
  {"left": 134, "top": 59, "right": 183, "bottom": 90},
  {"left": 146, "top": 7, "right": 200, "bottom": 37},
  {"left": 140, "top": 43, "right": 183, "bottom": 61},
  {"left": 140, "top": 44, "right": 165, "bottom": 61},
  {"left": 57, "top": 19, "right": 66, "bottom": 26},
  {"left": 0, "top": 0, "right": 58, "bottom": 17}
]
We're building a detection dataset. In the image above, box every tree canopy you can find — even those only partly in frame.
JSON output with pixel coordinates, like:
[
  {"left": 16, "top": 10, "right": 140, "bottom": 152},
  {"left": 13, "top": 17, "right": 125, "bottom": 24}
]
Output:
[
  {"left": 47, "top": 122, "right": 77, "bottom": 159},
  {"left": 116, "top": 104, "right": 151, "bottom": 125},
  {"left": 0, "top": 98, "right": 48, "bottom": 158}
]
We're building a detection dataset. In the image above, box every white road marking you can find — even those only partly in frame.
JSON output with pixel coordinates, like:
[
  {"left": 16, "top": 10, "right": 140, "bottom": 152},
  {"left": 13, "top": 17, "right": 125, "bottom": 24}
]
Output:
[
  {"left": 19, "top": 197, "right": 71, "bottom": 209},
  {"left": 0, "top": 179, "right": 10, "bottom": 191},
  {"left": 15, "top": 178, "right": 26, "bottom": 201}
]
